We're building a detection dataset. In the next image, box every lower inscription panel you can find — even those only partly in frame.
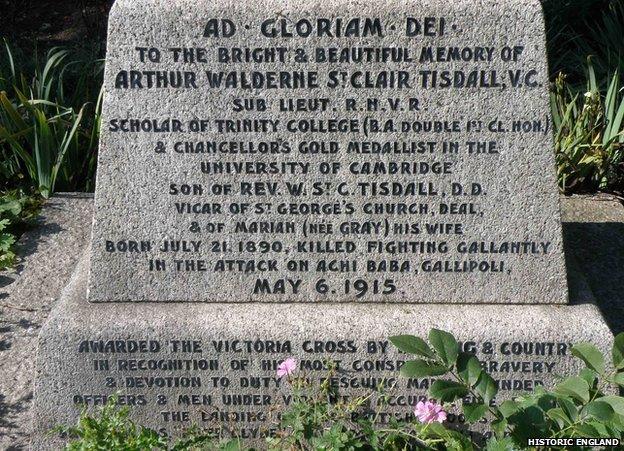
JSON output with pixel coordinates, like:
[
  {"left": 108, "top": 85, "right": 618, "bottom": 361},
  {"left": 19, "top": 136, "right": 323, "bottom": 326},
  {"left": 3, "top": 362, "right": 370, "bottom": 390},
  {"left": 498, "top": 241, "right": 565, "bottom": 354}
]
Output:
[
  {"left": 32, "top": 256, "right": 613, "bottom": 449},
  {"left": 74, "top": 336, "right": 575, "bottom": 441}
]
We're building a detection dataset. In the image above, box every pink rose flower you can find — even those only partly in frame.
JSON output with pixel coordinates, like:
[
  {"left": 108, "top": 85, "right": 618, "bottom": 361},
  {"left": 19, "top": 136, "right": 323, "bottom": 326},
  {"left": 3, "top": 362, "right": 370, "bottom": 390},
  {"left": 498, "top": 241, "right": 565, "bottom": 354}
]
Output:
[
  {"left": 277, "top": 358, "right": 297, "bottom": 378},
  {"left": 414, "top": 400, "right": 447, "bottom": 423}
]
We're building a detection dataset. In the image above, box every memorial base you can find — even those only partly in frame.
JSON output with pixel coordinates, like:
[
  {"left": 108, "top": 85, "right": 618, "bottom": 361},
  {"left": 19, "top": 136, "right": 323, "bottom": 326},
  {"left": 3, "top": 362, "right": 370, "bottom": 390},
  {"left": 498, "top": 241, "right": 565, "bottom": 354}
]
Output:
[{"left": 33, "top": 254, "right": 613, "bottom": 449}]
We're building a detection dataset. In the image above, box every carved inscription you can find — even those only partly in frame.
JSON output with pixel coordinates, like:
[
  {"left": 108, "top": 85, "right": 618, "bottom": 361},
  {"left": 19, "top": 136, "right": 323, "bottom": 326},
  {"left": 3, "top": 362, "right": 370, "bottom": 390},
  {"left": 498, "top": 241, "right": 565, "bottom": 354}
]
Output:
[
  {"left": 89, "top": 2, "right": 567, "bottom": 302},
  {"left": 74, "top": 336, "right": 575, "bottom": 441}
]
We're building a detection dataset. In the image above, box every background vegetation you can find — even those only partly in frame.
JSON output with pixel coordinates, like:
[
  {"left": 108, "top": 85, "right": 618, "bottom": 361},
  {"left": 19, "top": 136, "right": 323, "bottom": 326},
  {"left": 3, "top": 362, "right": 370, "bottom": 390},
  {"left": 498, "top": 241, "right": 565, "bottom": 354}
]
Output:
[
  {"left": 544, "top": 0, "right": 624, "bottom": 193},
  {"left": 0, "top": 0, "right": 622, "bottom": 265}
]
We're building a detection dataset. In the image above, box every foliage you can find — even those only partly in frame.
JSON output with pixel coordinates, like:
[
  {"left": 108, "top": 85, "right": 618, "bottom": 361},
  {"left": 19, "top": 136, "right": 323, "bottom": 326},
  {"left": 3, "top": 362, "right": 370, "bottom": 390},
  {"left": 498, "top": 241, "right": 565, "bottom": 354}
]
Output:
[
  {"left": 551, "top": 60, "right": 624, "bottom": 193},
  {"left": 0, "top": 190, "right": 42, "bottom": 269},
  {"left": 541, "top": 0, "right": 624, "bottom": 194},
  {"left": 0, "top": 217, "right": 15, "bottom": 269},
  {"left": 0, "top": 40, "right": 102, "bottom": 197},
  {"left": 390, "top": 329, "right": 624, "bottom": 449},
  {"left": 543, "top": 0, "right": 623, "bottom": 85},
  {"left": 57, "top": 397, "right": 168, "bottom": 451},
  {"left": 264, "top": 363, "right": 452, "bottom": 451},
  {"left": 58, "top": 366, "right": 467, "bottom": 451}
]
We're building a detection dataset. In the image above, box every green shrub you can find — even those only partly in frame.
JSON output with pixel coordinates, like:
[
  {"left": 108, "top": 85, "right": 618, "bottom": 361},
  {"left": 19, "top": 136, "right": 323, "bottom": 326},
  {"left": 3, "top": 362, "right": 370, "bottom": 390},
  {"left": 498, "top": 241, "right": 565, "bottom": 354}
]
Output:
[
  {"left": 56, "top": 397, "right": 168, "bottom": 451},
  {"left": 0, "top": 216, "right": 16, "bottom": 269},
  {"left": 390, "top": 329, "right": 624, "bottom": 449},
  {"left": 263, "top": 362, "right": 445, "bottom": 450},
  {"left": 0, "top": 190, "right": 42, "bottom": 269},
  {"left": 0, "top": 41, "right": 102, "bottom": 197},
  {"left": 551, "top": 61, "right": 624, "bottom": 193}
]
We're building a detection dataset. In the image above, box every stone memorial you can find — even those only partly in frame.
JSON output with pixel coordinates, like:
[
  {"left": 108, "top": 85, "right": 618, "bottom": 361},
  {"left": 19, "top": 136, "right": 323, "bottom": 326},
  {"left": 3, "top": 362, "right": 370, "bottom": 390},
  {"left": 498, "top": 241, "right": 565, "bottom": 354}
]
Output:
[
  {"left": 33, "top": 0, "right": 612, "bottom": 448},
  {"left": 87, "top": 0, "right": 569, "bottom": 305}
]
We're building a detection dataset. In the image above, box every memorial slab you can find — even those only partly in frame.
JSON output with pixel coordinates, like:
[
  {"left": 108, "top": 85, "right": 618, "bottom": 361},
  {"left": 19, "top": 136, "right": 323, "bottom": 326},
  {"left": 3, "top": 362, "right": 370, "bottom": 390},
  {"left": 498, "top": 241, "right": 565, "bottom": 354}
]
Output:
[
  {"left": 33, "top": 253, "right": 612, "bottom": 449},
  {"left": 32, "top": 0, "right": 614, "bottom": 448},
  {"left": 89, "top": 0, "right": 568, "bottom": 303}
]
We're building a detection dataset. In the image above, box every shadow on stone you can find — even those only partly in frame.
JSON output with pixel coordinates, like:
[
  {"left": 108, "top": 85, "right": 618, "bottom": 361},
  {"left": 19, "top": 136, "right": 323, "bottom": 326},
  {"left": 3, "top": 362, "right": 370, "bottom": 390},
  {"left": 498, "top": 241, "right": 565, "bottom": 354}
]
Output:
[
  {"left": 0, "top": 391, "right": 31, "bottom": 429},
  {"left": 0, "top": 221, "right": 64, "bottom": 291},
  {"left": 0, "top": 391, "right": 32, "bottom": 451},
  {"left": 563, "top": 222, "right": 624, "bottom": 335},
  {"left": 14, "top": 221, "right": 65, "bottom": 264}
]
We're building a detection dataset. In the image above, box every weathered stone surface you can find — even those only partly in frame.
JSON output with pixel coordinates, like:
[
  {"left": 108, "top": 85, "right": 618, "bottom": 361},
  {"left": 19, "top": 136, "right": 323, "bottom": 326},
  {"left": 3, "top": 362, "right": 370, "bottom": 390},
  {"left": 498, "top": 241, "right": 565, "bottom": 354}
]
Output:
[
  {"left": 33, "top": 251, "right": 611, "bottom": 449},
  {"left": 9, "top": 194, "right": 616, "bottom": 449},
  {"left": 0, "top": 194, "right": 93, "bottom": 451},
  {"left": 29, "top": 0, "right": 617, "bottom": 447},
  {"left": 561, "top": 195, "right": 624, "bottom": 335},
  {"left": 89, "top": 0, "right": 568, "bottom": 303}
]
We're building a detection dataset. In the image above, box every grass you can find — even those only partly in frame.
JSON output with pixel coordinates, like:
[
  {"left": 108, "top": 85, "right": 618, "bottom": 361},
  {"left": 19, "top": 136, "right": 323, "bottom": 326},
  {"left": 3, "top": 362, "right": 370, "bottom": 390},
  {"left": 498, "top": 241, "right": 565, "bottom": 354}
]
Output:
[
  {"left": 0, "top": 40, "right": 102, "bottom": 268},
  {"left": 544, "top": 0, "right": 624, "bottom": 193}
]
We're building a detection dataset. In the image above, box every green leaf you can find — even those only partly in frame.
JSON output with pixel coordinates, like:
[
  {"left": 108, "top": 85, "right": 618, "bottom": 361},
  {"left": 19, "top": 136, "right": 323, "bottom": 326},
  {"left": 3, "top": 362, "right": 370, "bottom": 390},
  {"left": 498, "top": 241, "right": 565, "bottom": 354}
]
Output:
[
  {"left": 574, "top": 422, "right": 601, "bottom": 437},
  {"left": 419, "top": 421, "right": 447, "bottom": 436},
  {"left": 0, "top": 200, "right": 22, "bottom": 216},
  {"left": 485, "top": 436, "right": 517, "bottom": 451},
  {"left": 0, "top": 232, "right": 16, "bottom": 250},
  {"left": 51, "top": 104, "right": 85, "bottom": 194},
  {"left": 509, "top": 405, "right": 547, "bottom": 442},
  {"left": 475, "top": 372, "right": 497, "bottom": 404},
  {"left": 572, "top": 343, "right": 605, "bottom": 374},
  {"left": 498, "top": 400, "right": 520, "bottom": 419},
  {"left": 490, "top": 418, "right": 508, "bottom": 440},
  {"left": 389, "top": 335, "right": 435, "bottom": 359},
  {"left": 430, "top": 380, "right": 469, "bottom": 403},
  {"left": 421, "top": 423, "right": 475, "bottom": 450},
  {"left": 546, "top": 407, "right": 572, "bottom": 428},
  {"left": 579, "top": 368, "right": 597, "bottom": 388},
  {"left": 463, "top": 402, "right": 488, "bottom": 423},
  {"left": 613, "top": 333, "right": 624, "bottom": 369},
  {"left": 598, "top": 396, "right": 624, "bottom": 416},
  {"left": 428, "top": 329, "right": 459, "bottom": 367},
  {"left": 221, "top": 439, "right": 244, "bottom": 451},
  {"left": 554, "top": 376, "right": 590, "bottom": 403},
  {"left": 457, "top": 353, "right": 483, "bottom": 386},
  {"left": 558, "top": 397, "right": 579, "bottom": 422},
  {"left": 613, "top": 373, "right": 624, "bottom": 388},
  {"left": 400, "top": 360, "right": 448, "bottom": 378},
  {"left": 610, "top": 413, "right": 624, "bottom": 431},
  {"left": 583, "top": 401, "right": 615, "bottom": 421},
  {"left": 535, "top": 392, "right": 557, "bottom": 412}
]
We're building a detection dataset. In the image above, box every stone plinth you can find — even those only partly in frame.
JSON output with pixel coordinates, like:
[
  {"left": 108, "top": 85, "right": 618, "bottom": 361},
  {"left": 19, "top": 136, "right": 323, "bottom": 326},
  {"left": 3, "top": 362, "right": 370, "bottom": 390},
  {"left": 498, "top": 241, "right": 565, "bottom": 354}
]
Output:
[{"left": 33, "top": 252, "right": 611, "bottom": 449}]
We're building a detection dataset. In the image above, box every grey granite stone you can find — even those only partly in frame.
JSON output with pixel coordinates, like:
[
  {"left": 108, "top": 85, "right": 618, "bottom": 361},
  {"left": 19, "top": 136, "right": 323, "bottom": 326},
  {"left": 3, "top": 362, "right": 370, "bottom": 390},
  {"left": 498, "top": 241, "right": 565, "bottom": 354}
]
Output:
[
  {"left": 0, "top": 194, "right": 94, "bottom": 451},
  {"left": 0, "top": 192, "right": 618, "bottom": 448},
  {"left": 89, "top": 0, "right": 568, "bottom": 303},
  {"left": 27, "top": 0, "right": 621, "bottom": 446},
  {"left": 33, "top": 250, "right": 612, "bottom": 449},
  {"left": 561, "top": 195, "right": 624, "bottom": 334}
]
